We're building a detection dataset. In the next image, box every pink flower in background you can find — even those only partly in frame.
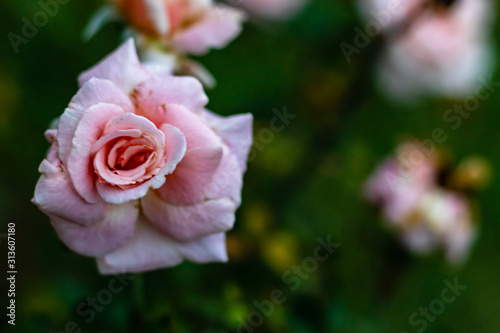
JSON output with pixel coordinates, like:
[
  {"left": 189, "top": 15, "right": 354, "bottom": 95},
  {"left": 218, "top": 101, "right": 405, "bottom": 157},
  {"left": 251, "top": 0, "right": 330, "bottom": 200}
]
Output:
[
  {"left": 364, "top": 142, "right": 438, "bottom": 225},
  {"left": 358, "top": 0, "right": 495, "bottom": 98},
  {"left": 33, "top": 39, "right": 253, "bottom": 274},
  {"left": 112, "top": 0, "right": 245, "bottom": 55},
  {"left": 357, "top": 0, "right": 422, "bottom": 30},
  {"left": 238, "top": 0, "right": 306, "bottom": 20},
  {"left": 402, "top": 189, "right": 476, "bottom": 264},
  {"left": 364, "top": 141, "right": 477, "bottom": 264}
]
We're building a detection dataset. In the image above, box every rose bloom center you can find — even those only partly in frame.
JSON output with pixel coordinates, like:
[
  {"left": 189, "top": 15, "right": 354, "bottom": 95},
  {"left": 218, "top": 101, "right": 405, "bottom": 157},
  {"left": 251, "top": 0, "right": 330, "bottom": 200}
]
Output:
[{"left": 93, "top": 130, "right": 164, "bottom": 188}]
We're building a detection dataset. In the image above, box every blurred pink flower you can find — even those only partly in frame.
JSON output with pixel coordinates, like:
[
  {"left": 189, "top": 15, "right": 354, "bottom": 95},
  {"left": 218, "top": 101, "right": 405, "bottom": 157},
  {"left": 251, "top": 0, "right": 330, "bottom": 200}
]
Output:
[
  {"left": 359, "top": 0, "right": 495, "bottom": 98},
  {"left": 33, "top": 39, "right": 253, "bottom": 274},
  {"left": 364, "top": 141, "right": 477, "bottom": 264},
  {"left": 238, "top": 0, "right": 306, "bottom": 20},
  {"left": 402, "top": 189, "right": 476, "bottom": 264},
  {"left": 364, "top": 142, "right": 437, "bottom": 225},
  {"left": 111, "top": 0, "right": 245, "bottom": 55}
]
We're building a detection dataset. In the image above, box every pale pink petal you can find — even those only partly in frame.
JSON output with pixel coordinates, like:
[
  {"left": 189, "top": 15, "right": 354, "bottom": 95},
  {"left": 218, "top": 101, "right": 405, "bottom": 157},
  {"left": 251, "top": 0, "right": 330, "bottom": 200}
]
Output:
[
  {"left": 160, "top": 103, "right": 221, "bottom": 150},
  {"left": 131, "top": 76, "right": 208, "bottom": 123},
  {"left": 159, "top": 123, "right": 188, "bottom": 171},
  {"left": 33, "top": 159, "right": 107, "bottom": 226},
  {"left": 67, "top": 103, "right": 125, "bottom": 203},
  {"left": 142, "top": 190, "right": 236, "bottom": 242},
  {"left": 144, "top": 0, "right": 170, "bottom": 34},
  {"left": 44, "top": 130, "right": 60, "bottom": 165},
  {"left": 96, "top": 217, "right": 228, "bottom": 274},
  {"left": 172, "top": 6, "right": 244, "bottom": 55},
  {"left": 136, "top": 104, "right": 224, "bottom": 200},
  {"left": 203, "top": 147, "right": 243, "bottom": 204},
  {"left": 204, "top": 110, "right": 253, "bottom": 172},
  {"left": 101, "top": 113, "right": 162, "bottom": 138},
  {"left": 158, "top": 145, "right": 222, "bottom": 205},
  {"left": 58, "top": 78, "right": 133, "bottom": 165},
  {"left": 50, "top": 201, "right": 139, "bottom": 257},
  {"left": 96, "top": 181, "right": 156, "bottom": 205},
  {"left": 96, "top": 124, "right": 186, "bottom": 205},
  {"left": 78, "top": 39, "right": 151, "bottom": 93}
]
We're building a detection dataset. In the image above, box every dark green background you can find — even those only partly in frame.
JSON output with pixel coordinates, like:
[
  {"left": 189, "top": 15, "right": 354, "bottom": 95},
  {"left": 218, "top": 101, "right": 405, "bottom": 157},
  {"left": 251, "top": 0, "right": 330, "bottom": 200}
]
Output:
[{"left": 1, "top": 0, "right": 500, "bottom": 332}]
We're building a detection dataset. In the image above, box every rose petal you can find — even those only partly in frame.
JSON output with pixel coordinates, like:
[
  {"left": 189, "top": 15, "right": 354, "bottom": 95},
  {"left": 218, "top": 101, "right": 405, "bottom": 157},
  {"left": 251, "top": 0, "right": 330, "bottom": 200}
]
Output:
[
  {"left": 58, "top": 78, "right": 133, "bottom": 165},
  {"left": 203, "top": 146, "right": 243, "bottom": 205},
  {"left": 131, "top": 76, "right": 208, "bottom": 123},
  {"left": 67, "top": 103, "right": 125, "bottom": 203},
  {"left": 33, "top": 159, "right": 107, "bottom": 226},
  {"left": 50, "top": 201, "right": 139, "bottom": 257},
  {"left": 173, "top": 6, "right": 244, "bottom": 55},
  {"left": 78, "top": 39, "right": 151, "bottom": 94},
  {"left": 160, "top": 103, "right": 221, "bottom": 151},
  {"left": 204, "top": 110, "right": 253, "bottom": 172},
  {"left": 67, "top": 103, "right": 124, "bottom": 203},
  {"left": 144, "top": 0, "right": 170, "bottom": 34},
  {"left": 96, "top": 217, "right": 228, "bottom": 274},
  {"left": 157, "top": 145, "right": 223, "bottom": 205},
  {"left": 142, "top": 189, "right": 236, "bottom": 242}
]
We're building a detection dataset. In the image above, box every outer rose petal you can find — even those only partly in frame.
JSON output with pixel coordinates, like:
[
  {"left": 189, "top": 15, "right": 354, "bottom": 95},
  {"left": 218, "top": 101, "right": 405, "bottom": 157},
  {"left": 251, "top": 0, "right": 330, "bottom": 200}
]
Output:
[
  {"left": 204, "top": 110, "right": 253, "bottom": 172},
  {"left": 203, "top": 146, "right": 243, "bottom": 204},
  {"left": 131, "top": 76, "right": 208, "bottom": 121},
  {"left": 158, "top": 145, "right": 223, "bottom": 205},
  {"left": 142, "top": 189, "right": 236, "bottom": 242},
  {"left": 67, "top": 103, "right": 125, "bottom": 203},
  {"left": 78, "top": 39, "right": 151, "bottom": 94},
  {"left": 160, "top": 103, "right": 221, "bottom": 151},
  {"left": 96, "top": 217, "right": 228, "bottom": 274},
  {"left": 96, "top": 123, "right": 187, "bottom": 204},
  {"left": 137, "top": 102, "right": 224, "bottom": 205},
  {"left": 33, "top": 159, "right": 107, "bottom": 226},
  {"left": 50, "top": 201, "right": 139, "bottom": 257},
  {"left": 58, "top": 78, "right": 134, "bottom": 165},
  {"left": 172, "top": 6, "right": 244, "bottom": 55},
  {"left": 144, "top": 146, "right": 242, "bottom": 242}
]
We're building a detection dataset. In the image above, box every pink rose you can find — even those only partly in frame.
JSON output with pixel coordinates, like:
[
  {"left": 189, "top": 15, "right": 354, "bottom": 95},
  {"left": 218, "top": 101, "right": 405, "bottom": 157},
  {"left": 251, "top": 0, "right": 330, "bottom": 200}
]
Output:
[
  {"left": 33, "top": 39, "right": 253, "bottom": 274},
  {"left": 112, "top": 0, "right": 245, "bottom": 55},
  {"left": 364, "top": 142, "right": 438, "bottom": 225},
  {"left": 358, "top": 0, "right": 495, "bottom": 98},
  {"left": 364, "top": 141, "right": 477, "bottom": 264}
]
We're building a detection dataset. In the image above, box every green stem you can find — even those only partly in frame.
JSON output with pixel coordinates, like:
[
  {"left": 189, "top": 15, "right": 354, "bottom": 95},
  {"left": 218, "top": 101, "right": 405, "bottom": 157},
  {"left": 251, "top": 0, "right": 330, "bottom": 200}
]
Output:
[
  {"left": 133, "top": 273, "right": 146, "bottom": 310},
  {"left": 131, "top": 273, "right": 147, "bottom": 330}
]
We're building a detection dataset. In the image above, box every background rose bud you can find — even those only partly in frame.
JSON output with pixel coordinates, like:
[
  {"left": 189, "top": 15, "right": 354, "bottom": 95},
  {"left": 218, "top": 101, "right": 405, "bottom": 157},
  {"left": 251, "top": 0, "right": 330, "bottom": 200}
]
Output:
[
  {"left": 32, "top": 39, "right": 253, "bottom": 274},
  {"left": 112, "top": 0, "right": 245, "bottom": 55}
]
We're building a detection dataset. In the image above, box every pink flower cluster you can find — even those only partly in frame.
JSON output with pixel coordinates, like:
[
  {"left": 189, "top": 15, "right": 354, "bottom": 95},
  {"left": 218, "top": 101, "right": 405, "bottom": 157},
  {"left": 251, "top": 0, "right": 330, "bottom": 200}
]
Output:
[{"left": 364, "top": 142, "right": 477, "bottom": 264}]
